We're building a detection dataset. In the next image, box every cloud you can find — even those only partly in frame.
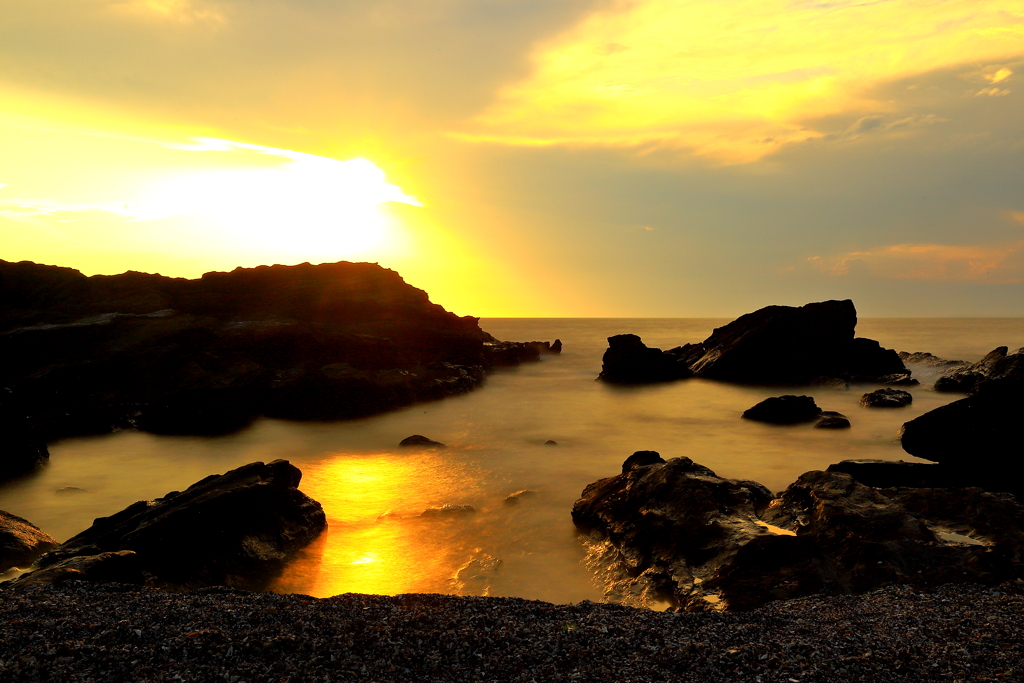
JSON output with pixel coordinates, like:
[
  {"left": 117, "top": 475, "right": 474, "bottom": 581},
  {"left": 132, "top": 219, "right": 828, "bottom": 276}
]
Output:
[
  {"left": 458, "top": 0, "right": 1024, "bottom": 162},
  {"left": 808, "top": 241, "right": 1024, "bottom": 284},
  {"left": 984, "top": 68, "right": 1014, "bottom": 84},
  {"left": 108, "top": 0, "right": 226, "bottom": 24}
]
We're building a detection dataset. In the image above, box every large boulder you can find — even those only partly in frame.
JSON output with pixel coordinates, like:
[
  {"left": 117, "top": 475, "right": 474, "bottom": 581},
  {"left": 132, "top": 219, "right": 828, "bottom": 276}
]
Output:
[
  {"left": 0, "top": 510, "right": 58, "bottom": 573},
  {"left": 597, "top": 334, "right": 693, "bottom": 383},
  {"left": 0, "top": 260, "right": 551, "bottom": 442},
  {"left": 900, "top": 378, "right": 1024, "bottom": 471},
  {"left": 30, "top": 460, "right": 326, "bottom": 590},
  {"left": 597, "top": 300, "right": 906, "bottom": 385},
  {"left": 574, "top": 457, "right": 1024, "bottom": 611},
  {"left": 681, "top": 300, "right": 905, "bottom": 384}
]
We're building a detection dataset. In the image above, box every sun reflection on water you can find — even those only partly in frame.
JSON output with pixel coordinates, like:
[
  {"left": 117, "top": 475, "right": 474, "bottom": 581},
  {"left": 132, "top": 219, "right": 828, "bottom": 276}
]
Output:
[{"left": 271, "top": 450, "right": 485, "bottom": 597}]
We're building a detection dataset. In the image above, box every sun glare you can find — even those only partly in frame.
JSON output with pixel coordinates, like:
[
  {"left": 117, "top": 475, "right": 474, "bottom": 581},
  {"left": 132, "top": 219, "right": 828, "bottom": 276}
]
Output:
[{"left": 135, "top": 139, "right": 421, "bottom": 257}]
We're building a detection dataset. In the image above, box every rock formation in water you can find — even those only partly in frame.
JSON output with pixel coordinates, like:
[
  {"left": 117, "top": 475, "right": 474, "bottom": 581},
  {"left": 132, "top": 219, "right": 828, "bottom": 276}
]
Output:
[
  {"left": 741, "top": 395, "right": 822, "bottom": 424},
  {"left": 0, "top": 259, "right": 557, "bottom": 477},
  {"left": 16, "top": 460, "right": 325, "bottom": 591},
  {"left": 859, "top": 387, "right": 913, "bottom": 407},
  {"left": 0, "top": 510, "right": 58, "bottom": 573},
  {"left": 598, "top": 299, "right": 906, "bottom": 385},
  {"left": 573, "top": 452, "right": 1024, "bottom": 611},
  {"left": 933, "top": 346, "right": 1024, "bottom": 393}
]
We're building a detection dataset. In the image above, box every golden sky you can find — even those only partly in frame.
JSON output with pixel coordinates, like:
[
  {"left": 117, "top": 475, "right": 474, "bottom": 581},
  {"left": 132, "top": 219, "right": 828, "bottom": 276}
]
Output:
[{"left": 2, "top": 0, "right": 1023, "bottom": 315}]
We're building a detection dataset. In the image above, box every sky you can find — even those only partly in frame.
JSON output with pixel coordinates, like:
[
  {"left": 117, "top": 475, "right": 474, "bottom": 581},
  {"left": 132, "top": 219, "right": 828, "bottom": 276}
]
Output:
[{"left": 1, "top": 0, "right": 1023, "bottom": 317}]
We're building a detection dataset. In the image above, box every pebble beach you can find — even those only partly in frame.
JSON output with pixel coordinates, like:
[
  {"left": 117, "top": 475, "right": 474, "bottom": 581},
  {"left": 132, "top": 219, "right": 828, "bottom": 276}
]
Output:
[{"left": 2, "top": 581, "right": 1022, "bottom": 682}]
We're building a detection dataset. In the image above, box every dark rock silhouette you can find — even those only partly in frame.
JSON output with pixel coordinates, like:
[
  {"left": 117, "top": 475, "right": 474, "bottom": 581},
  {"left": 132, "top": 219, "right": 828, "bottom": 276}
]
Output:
[
  {"left": 8, "top": 550, "right": 143, "bottom": 590},
  {"left": 859, "top": 388, "right": 913, "bottom": 407},
  {"left": 543, "top": 440, "right": 558, "bottom": 446},
  {"left": 598, "top": 300, "right": 906, "bottom": 385},
  {"left": 1, "top": 510, "right": 58, "bottom": 573},
  {"left": 399, "top": 434, "right": 445, "bottom": 447},
  {"left": 0, "top": 259, "right": 554, "bottom": 457},
  {"left": 29, "top": 460, "right": 326, "bottom": 590},
  {"left": 620, "top": 450, "right": 666, "bottom": 473},
  {"left": 899, "top": 351, "right": 966, "bottom": 368},
  {"left": 574, "top": 455, "right": 1024, "bottom": 611},
  {"left": 598, "top": 334, "right": 693, "bottom": 383},
  {"left": 742, "top": 395, "right": 822, "bottom": 424}
]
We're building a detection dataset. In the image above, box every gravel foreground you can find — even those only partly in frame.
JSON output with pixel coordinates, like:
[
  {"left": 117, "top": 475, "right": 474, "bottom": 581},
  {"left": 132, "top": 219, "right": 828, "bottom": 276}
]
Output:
[{"left": 1, "top": 582, "right": 1022, "bottom": 682}]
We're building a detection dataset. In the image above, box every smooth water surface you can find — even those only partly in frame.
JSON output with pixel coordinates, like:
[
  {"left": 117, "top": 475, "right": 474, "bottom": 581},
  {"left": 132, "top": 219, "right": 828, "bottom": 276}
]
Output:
[{"left": 2, "top": 318, "right": 1021, "bottom": 602}]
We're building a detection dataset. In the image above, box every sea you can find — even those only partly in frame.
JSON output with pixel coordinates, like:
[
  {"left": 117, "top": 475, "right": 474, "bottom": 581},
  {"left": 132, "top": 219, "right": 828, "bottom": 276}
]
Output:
[{"left": 2, "top": 318, "right": 1022, "bottom": 604}]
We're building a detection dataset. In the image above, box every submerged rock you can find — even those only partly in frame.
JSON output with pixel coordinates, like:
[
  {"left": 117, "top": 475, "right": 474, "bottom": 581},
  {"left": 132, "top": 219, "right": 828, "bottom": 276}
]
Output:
[
  {"left": 815, "top": 415, "right": 851, "bottom": 429},
  {"left": 859, "top": 388, "right": 913, "bottom": 407},
  {"left": 0, "top": 510, "right": 58, "bottom": 573},
  {"left": 27, "top": 460, "right": 326, "bottom": 590},
  {"left": 399, "top": 434, "right": 446, "bottom": 447},
  {"left": 574, "top": 455, "right": 1024, "bottom": 611},
  {"left": 742, "top": 395, "right": 822, "bottom": 424},
  {"left": 419, "top": 505, "right": 476, "bottom": 517},
  {"left": 503, "top": 490, "right": 537, "bottom": 505},
  {"left": 899, "top": 351, "right": 967, "bottom": 367}
]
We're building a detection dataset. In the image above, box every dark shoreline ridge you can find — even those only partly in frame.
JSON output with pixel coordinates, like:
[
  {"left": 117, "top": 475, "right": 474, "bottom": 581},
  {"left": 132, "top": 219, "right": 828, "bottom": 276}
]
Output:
[
  {"left": 0, "top": 259, "right": 559, "bottom": 479},
  {"left": 3, "top": 581, "right": 1023, "bottom": 682},
  {"left": 598, "top": 299, "right": 907, "bottom": 384}
]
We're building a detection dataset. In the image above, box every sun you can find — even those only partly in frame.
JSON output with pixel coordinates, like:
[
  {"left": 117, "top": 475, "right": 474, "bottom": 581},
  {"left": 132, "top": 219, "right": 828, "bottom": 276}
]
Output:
[{"left": 135, "top": 139, "right": 421, "bottom": 258}]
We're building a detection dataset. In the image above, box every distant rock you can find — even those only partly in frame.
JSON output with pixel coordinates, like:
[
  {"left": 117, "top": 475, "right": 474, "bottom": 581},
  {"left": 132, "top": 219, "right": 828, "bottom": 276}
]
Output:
[
  {"left": 1, "top": 510, "right": 58, "bottom": 573},
  {"left": 550, "top": 339, "right": 562, "bottom": 353},
  {"left": 598, "top": 300, "right": 906, "bottom": 385},
  {"left": 55, "top": 487, "right": 86, "bottom": 495},
  {"left": 29, "top": 460, "right": 326, "bottom": 590},
  {"left": 860, "top": 388, "right": 912, "bottom": 407},
  {"left": 503, "top": 490, "right": 537, "bottom": 505},
  {"left": 742, "top": 395, "right": 822, "bottom": 424},
  {"left": 399, "top": 435, "right": 445, "bottom": 447},
  {"left": 899, "top": 351, "right": 967, "bottom": 368},
  {"left": 544, "top": 439, "right": 558, "bottom": 446},
  {"left": 598, "top": 334, "right": 693, "bottom": 383}
]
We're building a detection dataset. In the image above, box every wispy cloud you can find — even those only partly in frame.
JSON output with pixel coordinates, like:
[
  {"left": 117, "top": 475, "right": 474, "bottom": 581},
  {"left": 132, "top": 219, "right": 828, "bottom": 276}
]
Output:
[
  {"left": 108, "top": 0, "right": 226, "bottom": 24},
  {"left": 807, "top": 241, "right": 1024, "bottom": 284}
]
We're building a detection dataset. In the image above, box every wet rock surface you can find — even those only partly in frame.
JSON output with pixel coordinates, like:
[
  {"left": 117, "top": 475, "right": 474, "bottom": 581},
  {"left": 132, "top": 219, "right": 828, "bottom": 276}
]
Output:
[
  {"left": 3, "top": 581, "right": 1023, "bottom": 683},
  {"left": 0, "top": 259, "right": 556, "bottom": 459},
  {"left": 742, "top": 395, "right": 822, "bottom": 424},
  {"left": 0, "top": 511, "right": 58, "bottom": 573},
  {"left": 934, "top": 346, "right": 1024, "bottom": 393},
  {"left": 598, "top": 299, "right": 906, "bottom": 385},
  {"left": 859, "top": 388, "right": 912, "bottom": 407},
  {"left": 574, "top": 455, "right": 1024, "bottom": 612},
  {"left": 21, "top": 460, "right": 326, "bottom": 591}
]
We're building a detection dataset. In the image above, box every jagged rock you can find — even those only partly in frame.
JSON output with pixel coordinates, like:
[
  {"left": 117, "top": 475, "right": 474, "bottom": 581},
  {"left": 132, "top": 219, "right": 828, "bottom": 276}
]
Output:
[
  {"left": 859, "top": 388, "right": 912, "bottom": 407},
  {"left": 935, "top": 347, "right": 1024, "bottom": 393},
  {"left": 0, "top": 259, "right": 547, "bottom": 443},
  {"left": 574, "top": 458, "right": 1024, "bottom": 611},
  {"left": 31, "top": 460, "right": 326, "bottom": 590},
  {"left": 0, "top": 510, "right": 58, "bottom": 573},
  {"left": 742, "top": 395, "right": 822, "bottom": 424},
  {"left": 399, "top": 435, "right": 445, "bottom": 447},
  {"left": 503, "top": 490, "right": 537, "bottom": 505},
  {"left": 598, "top": 334, "right": 693, "bottom": 383},
  {"left": 900, "top": 378, "right": 1024, "bottom": 469},
  {"left": 550, "top": 339, "right": 562, "bottom": 353}
]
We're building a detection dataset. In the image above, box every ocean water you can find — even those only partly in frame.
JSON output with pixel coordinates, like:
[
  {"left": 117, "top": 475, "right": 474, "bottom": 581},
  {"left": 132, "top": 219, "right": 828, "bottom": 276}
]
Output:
[{"left": 2, "top": 318, "right": 1022, "bottom": 603}]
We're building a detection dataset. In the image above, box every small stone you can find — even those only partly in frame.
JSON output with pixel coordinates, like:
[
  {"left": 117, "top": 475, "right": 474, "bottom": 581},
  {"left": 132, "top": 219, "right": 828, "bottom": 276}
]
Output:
[
  {"left": 399, "top": 435, "right": 445, "bottom": 447},
  {"left": 860, "top": 388, "right": 912, "bottom": 407}
]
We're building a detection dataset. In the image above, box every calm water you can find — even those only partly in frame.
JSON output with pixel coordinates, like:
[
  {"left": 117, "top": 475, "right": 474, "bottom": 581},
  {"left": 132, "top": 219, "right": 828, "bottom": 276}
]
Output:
[{"left": 2, "top": 318, "right": 1022, "bottom": 603}]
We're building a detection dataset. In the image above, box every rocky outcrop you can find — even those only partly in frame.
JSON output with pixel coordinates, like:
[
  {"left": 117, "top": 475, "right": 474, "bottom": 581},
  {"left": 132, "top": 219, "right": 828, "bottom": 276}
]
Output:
[
  {"left": 0, "top": 260, "right": 555, "bottom": 455},
  {"left": 574, "top": 455, "right": 1024, "bottom": 611},
  {"left": 598, "top": 300, "right": 906, "bottom": 385},
  {"left": 742, "top": 395, "right": 822, "bottom": 424},
  {"left": 934, "top": 346, "right": 1024, "bottom": 393},
  {"left": 25, "top": 460, "right": 326, "bottom": 590},
  {"left": 899, "top": 351, "right": 966, "bottom": 368},
  {"left": 399, "top": 435, "right": 445, "bottom": 447},
  {"left": 1, "top": 510, "right": 58, "bottom": 573},
  {"left": 859, "top": 388, "right": 912, "bottom": 407},
  {"left": 597, "top": 334, "right": 693, "bottom": 383}
]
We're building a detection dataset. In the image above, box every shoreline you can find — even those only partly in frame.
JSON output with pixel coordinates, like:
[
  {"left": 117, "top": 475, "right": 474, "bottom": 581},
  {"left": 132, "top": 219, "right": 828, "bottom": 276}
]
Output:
[{"left": 2, "top": 581, "right": 1021, "bottom": 681}]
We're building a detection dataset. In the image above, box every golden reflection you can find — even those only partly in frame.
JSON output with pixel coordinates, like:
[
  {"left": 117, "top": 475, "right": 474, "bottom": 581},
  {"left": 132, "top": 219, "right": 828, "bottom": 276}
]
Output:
[{"left": 271, "top": 451, "right": 485, "bottom": 597}]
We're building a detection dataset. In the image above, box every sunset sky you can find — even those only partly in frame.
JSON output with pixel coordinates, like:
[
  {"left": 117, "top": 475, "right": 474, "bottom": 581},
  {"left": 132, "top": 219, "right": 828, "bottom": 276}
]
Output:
[{"left": 2, "top": 0, "right": 1022, "bottom": 317}]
